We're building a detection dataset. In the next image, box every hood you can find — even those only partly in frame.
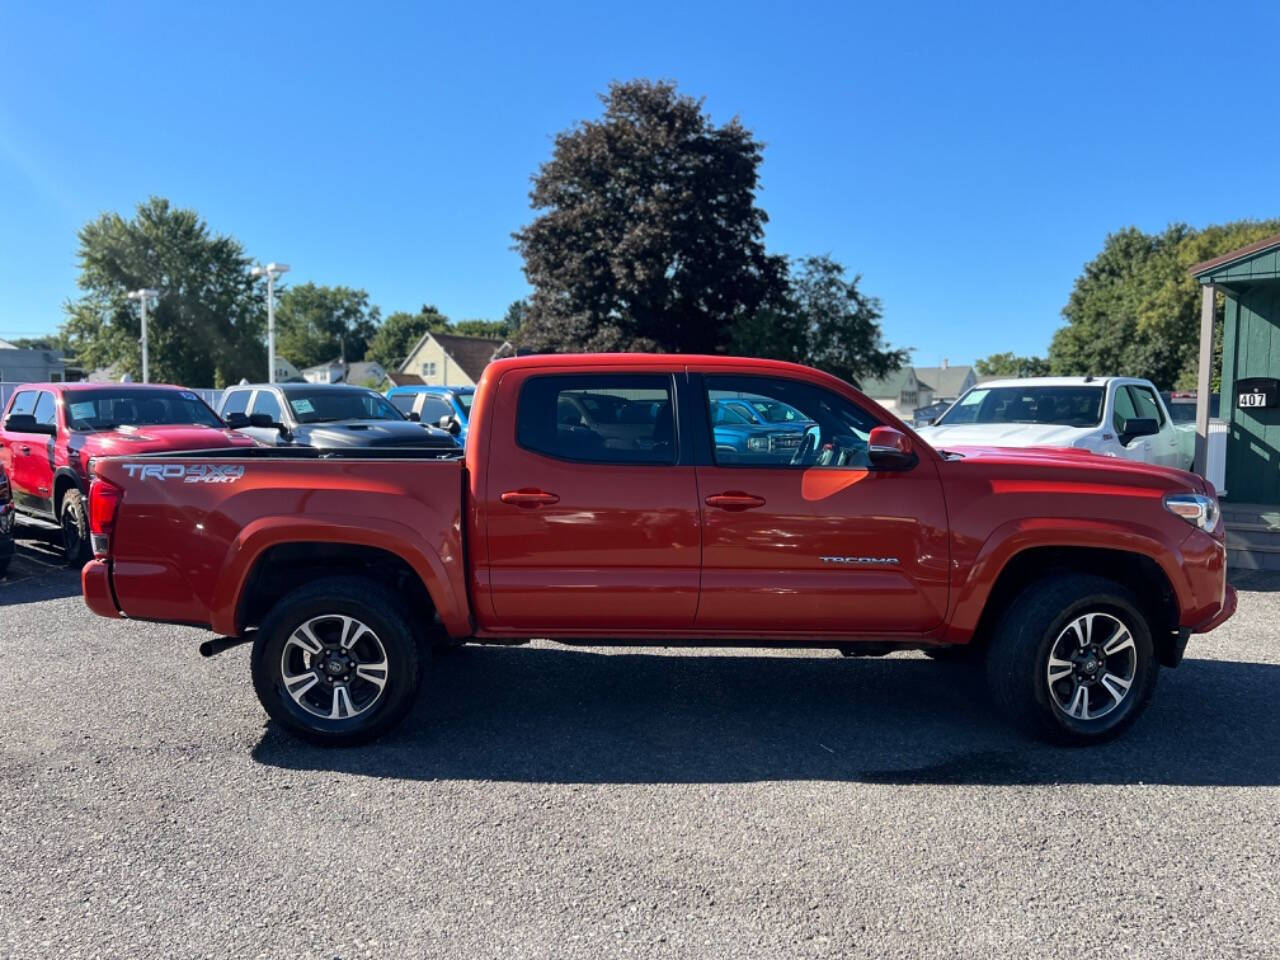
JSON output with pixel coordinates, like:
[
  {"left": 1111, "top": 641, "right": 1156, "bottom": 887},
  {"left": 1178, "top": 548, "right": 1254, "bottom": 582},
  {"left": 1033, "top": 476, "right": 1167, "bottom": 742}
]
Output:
[
  {"left": 76, "top": 424, "right": 258, "bottom": 456},
  {"left": 291, "top": 419, "right": 460, "bottom": 450},
  {"left": 71, "top": 424, "right": 259, "bottom": 476},
  {"left": 918, "top": 422, "right": 1093, "bottom": 449},
  {"left": 940, "top": 443, "right": 1204, "bottom": 492}
]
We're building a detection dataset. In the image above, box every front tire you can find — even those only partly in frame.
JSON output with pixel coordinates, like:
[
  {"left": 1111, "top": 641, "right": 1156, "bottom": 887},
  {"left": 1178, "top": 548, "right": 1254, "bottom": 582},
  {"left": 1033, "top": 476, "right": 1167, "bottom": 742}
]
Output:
[
  {"left": 251, "top": 576, "right": 423, "bottom": 746},
  {"left": 986, "top": 574, "right": 1158, "bottom": 745},
  {"left": 60, "top": 489, "right": 90, "bottom": 566}
]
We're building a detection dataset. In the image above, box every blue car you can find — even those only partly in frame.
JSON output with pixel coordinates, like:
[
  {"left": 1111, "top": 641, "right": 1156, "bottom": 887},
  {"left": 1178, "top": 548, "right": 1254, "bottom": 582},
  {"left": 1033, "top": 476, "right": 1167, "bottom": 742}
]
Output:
[
  {"left": 710, "top": 396, "right": 813, "bottom": 463},
  {"left": 386, "top": 385, "right": 475, "bottom": 444}
]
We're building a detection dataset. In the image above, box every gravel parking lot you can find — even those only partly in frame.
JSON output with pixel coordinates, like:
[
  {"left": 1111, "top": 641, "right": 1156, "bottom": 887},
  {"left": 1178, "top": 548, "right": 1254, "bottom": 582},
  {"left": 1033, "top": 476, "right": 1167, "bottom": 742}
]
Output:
[{"left": 1, "top": 532, "right": 1278, "bottom": 960}]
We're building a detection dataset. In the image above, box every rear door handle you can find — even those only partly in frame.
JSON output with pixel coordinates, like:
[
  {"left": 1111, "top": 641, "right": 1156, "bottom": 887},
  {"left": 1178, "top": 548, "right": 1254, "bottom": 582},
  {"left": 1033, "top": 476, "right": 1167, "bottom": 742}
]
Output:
[
  {"left": 18, "top": 445, "right": 31, "bottom": 456},
  {"left": 705, "top": 492, "right": 766, "bottom": 511},
  {"left": 500, "top": 489, "right": 560, "bottom": 508}
]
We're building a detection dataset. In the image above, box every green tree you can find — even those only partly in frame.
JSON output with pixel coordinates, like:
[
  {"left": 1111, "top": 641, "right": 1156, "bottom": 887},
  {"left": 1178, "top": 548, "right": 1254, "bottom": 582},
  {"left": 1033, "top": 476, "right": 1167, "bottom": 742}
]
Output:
[
  {"left": 975, "top": 352, "right": 1050, "bottom": 378},
  {"left": 451, "top": 319, "right": 512, "bottom": 340},
  {"left": 734, "top": 255, "right": 908, "bottom": 386},
  {"left": 366, "top": 304, "right": 450, "bottom": 369},
  {"left": 275, "top": 283, "right": 380, "bottom": 369},
  {"left": 514, "top": 79, "right": 786, "bottom": 353},
  {"left": 64, "top": 197, "right": 266, "bottom": 387},
  {"left": 1049, "top": 219, "right": 1280, "bottom": 389},
  {"left": 503, "top": 299, "right": 528, "bottom": 336}
]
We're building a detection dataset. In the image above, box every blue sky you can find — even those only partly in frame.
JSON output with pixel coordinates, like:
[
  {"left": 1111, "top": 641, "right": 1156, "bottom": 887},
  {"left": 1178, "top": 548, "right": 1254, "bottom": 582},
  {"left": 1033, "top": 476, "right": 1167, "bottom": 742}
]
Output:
[{"left": 2, "top": 0, "right": 1277, "bottom": 367}]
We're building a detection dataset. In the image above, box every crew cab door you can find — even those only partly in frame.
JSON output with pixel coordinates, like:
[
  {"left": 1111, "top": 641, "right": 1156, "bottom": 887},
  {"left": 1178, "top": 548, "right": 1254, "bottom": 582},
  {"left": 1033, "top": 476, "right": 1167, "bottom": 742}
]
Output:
[
  {"left": 691, "top": 372, "right": 950, "bottom": 634},
  {"left": 478, "top": 368, "right": 700, "bottom": 631}
]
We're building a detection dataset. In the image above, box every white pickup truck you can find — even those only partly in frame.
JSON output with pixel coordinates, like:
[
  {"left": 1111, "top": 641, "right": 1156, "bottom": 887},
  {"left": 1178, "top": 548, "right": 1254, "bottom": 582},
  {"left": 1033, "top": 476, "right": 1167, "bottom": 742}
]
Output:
[{"left": 918, "top": 376, "right": 1191, "bottom": 470}]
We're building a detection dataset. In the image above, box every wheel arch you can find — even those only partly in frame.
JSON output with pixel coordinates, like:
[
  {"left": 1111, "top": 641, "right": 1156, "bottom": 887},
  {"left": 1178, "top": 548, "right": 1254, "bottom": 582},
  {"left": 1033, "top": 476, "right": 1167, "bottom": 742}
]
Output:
[
  {"left": 211, "top": 516, "right": 472, "bottom": 641},
  {"left": 967, "top": 544, "right": 1182, "bottom": 667},
  {"left": 52, "top": 467, "right": 83, "bottom": 514}
]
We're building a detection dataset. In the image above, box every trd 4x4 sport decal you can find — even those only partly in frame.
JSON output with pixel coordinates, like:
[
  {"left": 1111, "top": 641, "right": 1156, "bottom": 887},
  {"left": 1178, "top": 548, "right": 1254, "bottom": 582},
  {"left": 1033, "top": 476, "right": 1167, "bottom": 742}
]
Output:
[{"left": 122, "top": 463, "right": 245, "bottom": 484}]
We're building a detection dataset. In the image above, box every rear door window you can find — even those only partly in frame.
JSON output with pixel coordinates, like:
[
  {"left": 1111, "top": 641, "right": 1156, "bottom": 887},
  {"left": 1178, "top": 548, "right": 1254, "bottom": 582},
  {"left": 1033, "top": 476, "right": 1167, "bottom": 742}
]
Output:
[{"left": 517, "top": 374, "right": 676, "bottom": 464}]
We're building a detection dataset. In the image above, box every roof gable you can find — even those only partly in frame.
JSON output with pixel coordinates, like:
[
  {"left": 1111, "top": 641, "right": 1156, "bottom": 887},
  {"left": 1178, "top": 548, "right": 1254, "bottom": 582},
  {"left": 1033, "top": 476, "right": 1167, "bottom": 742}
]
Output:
[
  {"left": 431, "top": 333, "right": 507, "bottom": 382},
  {"left": 1191, "top": 232, "right": 1280, "bottom": 283},
  {"left": 914, "top": 364, "right": 974, "bottom": 396},
  {"left": 858, "top": 367, "right": 916, "bottom": 397}
]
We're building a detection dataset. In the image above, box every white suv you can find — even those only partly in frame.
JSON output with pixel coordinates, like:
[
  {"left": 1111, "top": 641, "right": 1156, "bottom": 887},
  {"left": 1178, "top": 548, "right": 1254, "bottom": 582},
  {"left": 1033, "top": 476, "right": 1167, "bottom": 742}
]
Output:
[{"left": 917, "top": 377, "right": 1188, "bottom": 469}]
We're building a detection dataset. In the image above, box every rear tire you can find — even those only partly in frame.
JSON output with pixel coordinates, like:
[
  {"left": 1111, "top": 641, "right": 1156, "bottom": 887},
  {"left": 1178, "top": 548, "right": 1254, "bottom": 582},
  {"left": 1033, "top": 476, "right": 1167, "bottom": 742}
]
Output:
[
  {"left": 60, "top": 489, "right": 90, "bottom": 567},
  {"left": 986, "top": 574, "right": 1158, "bottom": 745},
  {"left": 251, "top": 576, "right": 423, "bottom": 746}
]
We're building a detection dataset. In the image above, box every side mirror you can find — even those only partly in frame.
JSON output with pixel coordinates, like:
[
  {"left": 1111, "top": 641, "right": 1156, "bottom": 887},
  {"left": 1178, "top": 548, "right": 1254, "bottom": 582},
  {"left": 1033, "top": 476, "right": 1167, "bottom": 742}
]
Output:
[
  {"left": 438, "top": 415, "right": 462, "bottom": 436},
  {"left": 407, "top": 411, "right": 421, "bottom": 422},
  {"left": 224, "top": 411, "right": 249, "bottom": 428},
  {"left": 1119, "top": 417, "right": 1159, "bottom": 445},
  {"left": 3, "top": 414, "right": 55, "bottom": 436},
  {"left": 248, "top": 412, "right": 281, "bottom": 430},
  {"left": 868, "top": 425, "right": 914, "bottom": 467}
]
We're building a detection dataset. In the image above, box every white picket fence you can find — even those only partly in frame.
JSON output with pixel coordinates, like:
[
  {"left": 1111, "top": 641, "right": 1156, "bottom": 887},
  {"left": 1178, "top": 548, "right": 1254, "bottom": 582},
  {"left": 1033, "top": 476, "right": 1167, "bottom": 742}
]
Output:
[{"left": 1, "top": 382, "right": 222, "bottom": 411}]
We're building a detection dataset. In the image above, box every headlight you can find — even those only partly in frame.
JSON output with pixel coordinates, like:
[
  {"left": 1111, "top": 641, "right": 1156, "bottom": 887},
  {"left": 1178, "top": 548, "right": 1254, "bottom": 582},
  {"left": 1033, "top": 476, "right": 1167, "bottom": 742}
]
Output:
[
  {"left": 747, "top": 436, "right": 770, "bottom": 452},
  {"left": 1164, "top": 492, "right": 1220, "bottom": 531}
]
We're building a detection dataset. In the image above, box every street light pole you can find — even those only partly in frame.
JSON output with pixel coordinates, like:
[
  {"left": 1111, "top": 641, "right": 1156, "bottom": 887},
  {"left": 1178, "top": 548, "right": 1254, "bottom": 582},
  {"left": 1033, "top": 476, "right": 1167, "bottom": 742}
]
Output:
[
  {"left": 126, "top": 289, "right": 159, "bottom": 383},
  {"left": 250, "top": 263, "right": 290, "bottom": 383}
]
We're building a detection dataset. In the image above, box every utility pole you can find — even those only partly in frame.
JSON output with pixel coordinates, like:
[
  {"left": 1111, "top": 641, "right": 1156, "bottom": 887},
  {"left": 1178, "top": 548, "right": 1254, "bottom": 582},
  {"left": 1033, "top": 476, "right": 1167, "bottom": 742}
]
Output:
[
  {"left": 250, "top": 263, "right": 290, "bottom": 382},
  {"left": 126, "top": 289, "right": 158, "bottom": 383}
]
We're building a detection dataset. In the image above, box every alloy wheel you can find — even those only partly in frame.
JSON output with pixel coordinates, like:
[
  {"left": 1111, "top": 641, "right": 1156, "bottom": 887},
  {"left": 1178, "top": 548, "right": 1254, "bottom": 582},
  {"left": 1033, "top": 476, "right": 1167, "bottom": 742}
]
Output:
[
  {"left": 1045, "top": 611, "right": 1138, "bottom": 721},
  {"left": 279, "top": 615, "right": 390, "bottom": 720}
]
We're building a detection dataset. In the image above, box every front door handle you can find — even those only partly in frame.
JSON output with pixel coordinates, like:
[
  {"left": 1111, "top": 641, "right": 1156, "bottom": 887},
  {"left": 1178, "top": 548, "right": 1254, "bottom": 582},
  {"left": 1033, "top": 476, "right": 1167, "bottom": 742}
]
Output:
[
  {"left": 500, "top": 489, "right": 560, "bottom": 508},
  {"left": 705, "top": 491, "right": 766, "bottom": 511},
  {"left": 18, "top": 445, "right": 31, "bottom": 456}
]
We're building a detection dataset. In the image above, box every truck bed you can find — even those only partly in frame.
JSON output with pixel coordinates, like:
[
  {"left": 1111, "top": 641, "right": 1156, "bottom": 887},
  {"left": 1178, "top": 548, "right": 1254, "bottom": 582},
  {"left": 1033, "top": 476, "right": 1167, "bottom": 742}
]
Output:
[{"left": 88, "top": 453, "right": 469, "bottom": 636}]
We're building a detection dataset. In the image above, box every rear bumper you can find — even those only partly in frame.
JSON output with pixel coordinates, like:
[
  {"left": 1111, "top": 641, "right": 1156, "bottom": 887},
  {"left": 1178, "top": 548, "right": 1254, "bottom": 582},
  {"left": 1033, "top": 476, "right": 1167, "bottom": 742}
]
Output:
[{"left": 81, "top": 559, "right": 122, "bottom": 619}]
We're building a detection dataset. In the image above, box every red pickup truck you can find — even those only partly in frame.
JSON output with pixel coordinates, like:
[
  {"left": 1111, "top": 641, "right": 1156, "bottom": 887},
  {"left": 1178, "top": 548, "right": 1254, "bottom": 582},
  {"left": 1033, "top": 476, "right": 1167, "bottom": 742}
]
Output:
[
  {"left": 0, "top": 383, "right": 257, "bottom": 562},
  {"left": 80, "top": 355, "right": 1235, "bottom": 747}
]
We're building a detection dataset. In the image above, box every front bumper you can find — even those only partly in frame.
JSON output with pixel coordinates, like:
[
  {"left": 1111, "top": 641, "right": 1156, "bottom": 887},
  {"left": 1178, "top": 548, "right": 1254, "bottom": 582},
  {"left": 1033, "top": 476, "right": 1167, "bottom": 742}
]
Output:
[
  {"left": 1191, "top": 583, "right": 1237, "bottom": 635},
  {"left": 81, "top": 559, "right": 122, "bottom": 619}
]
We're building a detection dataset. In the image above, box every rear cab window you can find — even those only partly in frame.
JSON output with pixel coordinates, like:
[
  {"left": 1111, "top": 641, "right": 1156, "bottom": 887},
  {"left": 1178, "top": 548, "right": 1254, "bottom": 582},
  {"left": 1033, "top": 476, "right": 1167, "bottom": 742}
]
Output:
[{"left": 516, "top": 374, "right": 676, "bottom": 464}]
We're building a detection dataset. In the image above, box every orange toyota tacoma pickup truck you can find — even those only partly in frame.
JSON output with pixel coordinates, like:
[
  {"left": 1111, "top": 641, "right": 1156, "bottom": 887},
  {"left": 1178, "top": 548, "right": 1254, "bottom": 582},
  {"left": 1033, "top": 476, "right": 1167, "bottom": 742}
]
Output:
[{"left": 80, "top": 355, "right": 1235, "bottom": 747}]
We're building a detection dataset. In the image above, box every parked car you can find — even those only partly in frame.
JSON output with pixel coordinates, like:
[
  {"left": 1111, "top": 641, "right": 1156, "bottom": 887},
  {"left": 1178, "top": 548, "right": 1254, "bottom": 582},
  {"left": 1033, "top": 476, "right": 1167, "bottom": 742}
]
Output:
[
  {"left": 1161, "top": 392, "right": 1221, "bottom": 468},
  {"left": 918, "top": 377, "right": 1190, "bottom": 469},
  {"left": 0, "top": 383, "right": 258, "bottom": 563},
  {"left": 0, "top": 465, "right": 14, "bottom": 577},
  {"left": 1162, "top": 391, "right": 1219, "bottom": 425},
  {"left": 82, "top": 355, "right": 1233, "bottom": 749},
  {"left": 385, "top": 386, "right": 474, "bottom": 443},
  {"left": 219, "top": 383, "right": 459, "bottom": 451},
  {"left": 710, "top": 395, "right": 813, "bottom": 462}
]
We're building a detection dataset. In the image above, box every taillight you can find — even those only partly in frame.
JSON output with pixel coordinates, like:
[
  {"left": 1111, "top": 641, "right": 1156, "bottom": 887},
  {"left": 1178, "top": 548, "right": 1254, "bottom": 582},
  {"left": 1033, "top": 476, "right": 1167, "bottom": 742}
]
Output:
[{"left": 89, "top": 478, "right": 123, "bottom": 558}]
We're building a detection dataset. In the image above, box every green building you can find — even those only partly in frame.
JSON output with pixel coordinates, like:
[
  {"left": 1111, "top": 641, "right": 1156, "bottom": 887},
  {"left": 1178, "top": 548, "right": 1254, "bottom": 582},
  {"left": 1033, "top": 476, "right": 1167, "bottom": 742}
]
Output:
[{"left": 1192, "top": 233, "right": 1280, "bottom": 567}]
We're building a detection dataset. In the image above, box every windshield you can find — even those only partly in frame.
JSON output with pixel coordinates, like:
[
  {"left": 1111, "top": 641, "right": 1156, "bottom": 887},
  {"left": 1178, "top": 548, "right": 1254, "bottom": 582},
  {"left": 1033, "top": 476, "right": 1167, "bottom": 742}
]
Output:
[
  {"left": 285, "top": 390, "right": 405, "bottom": 424},
  {"left": 65, "top": 389, "right": 223, "bottom": 431},
  {"left": 938, "top": 386, "right": 1105, "bottom": 428}
]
